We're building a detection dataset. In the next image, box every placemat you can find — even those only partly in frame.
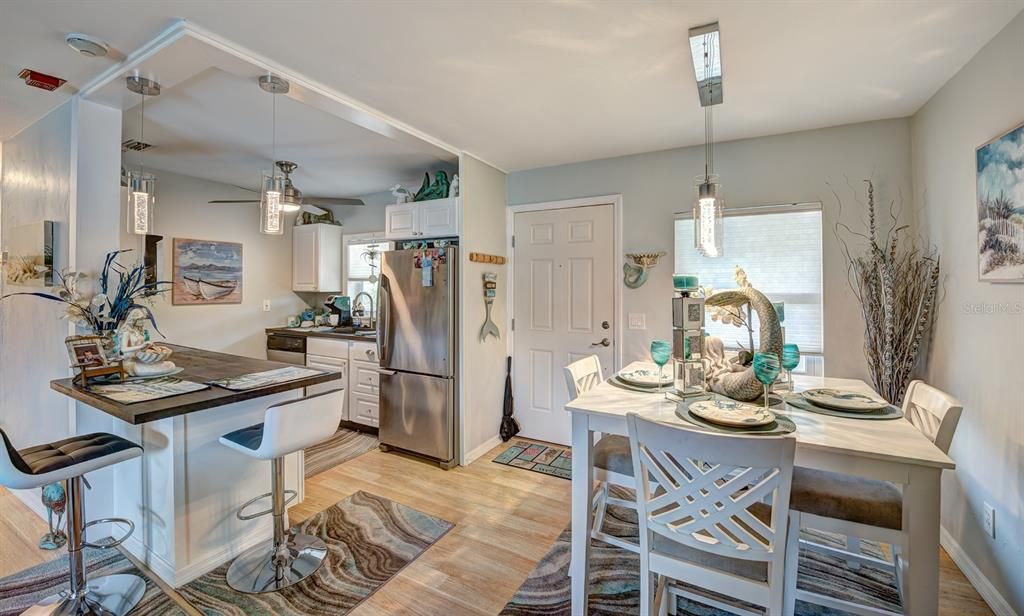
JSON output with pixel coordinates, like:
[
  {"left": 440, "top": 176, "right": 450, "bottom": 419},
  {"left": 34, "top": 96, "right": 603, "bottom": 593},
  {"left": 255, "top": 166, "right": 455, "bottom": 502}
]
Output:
[
  {"left": 208, "top": 366, "right": 325, "bottom": 391},
  {"left": 675, "top": 403, "right": 797, "bottom": 436},
  {"left": 785, "top": 395, "right": 904, "bottom": 420},
  {"left": 607, "top": 376, "right": 673, "bottom": 393},
  {"left": 90, "top": 377, "right": 209, "bottom": 404}
]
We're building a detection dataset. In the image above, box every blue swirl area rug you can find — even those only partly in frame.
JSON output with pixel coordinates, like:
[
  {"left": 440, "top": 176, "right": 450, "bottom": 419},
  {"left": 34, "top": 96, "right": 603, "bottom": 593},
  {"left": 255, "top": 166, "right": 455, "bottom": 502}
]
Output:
[
  {"left": 0, "top": 542, "right": 184, "bottom": 616},
  {"left": 500, "top": 488, "right": 902, "bottom": 615},
  {"left": 138, "top": 490, "right": 453, "bottom": 615}
]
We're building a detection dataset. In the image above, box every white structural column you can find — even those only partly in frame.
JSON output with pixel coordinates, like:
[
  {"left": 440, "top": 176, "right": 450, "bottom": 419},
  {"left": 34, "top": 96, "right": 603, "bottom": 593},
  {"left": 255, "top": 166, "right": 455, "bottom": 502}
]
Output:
[{"left": 569, "top": 411, "right": 594, "bottom": 615}]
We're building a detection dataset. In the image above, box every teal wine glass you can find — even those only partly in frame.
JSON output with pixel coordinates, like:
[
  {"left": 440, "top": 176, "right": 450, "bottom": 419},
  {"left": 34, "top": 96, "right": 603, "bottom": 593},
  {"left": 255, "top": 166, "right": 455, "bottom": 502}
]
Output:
[
  {"left": 752, "top": 352, "right": 781, "bottom": 411},
  {"left": 650, "top": 340, "right": 672, "bottom": 384},
  {"left": 781, "top": 343, "right": 801, "bottom": 389}
]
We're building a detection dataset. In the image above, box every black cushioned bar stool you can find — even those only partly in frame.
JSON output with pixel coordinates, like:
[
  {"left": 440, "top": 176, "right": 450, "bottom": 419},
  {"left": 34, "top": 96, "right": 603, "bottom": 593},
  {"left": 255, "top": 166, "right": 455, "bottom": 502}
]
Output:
[{"left": 0, "top": 428, "right": 144, "bottom": 616}]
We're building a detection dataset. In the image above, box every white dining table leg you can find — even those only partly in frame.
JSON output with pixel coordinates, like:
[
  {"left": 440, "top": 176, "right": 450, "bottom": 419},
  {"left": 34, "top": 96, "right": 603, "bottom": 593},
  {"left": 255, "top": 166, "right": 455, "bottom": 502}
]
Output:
[
  {"left": 570, "top": 411, "right": 594, "bottom": 616},
  {"left": 903, "top": 466, "right": 941, "bottom": 615}
]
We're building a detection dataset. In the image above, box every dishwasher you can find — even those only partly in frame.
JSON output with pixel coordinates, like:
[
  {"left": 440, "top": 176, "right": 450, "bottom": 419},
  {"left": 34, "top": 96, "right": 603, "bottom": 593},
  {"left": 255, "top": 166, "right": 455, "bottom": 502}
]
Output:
[{"left": 266, "top": 332, "right": 306, "bottom": 365}]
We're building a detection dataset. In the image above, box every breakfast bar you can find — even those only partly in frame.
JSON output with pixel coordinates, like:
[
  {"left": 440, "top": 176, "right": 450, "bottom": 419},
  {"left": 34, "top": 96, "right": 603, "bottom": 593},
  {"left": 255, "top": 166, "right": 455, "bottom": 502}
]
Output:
[{"left": 49, "top": 344, "right": 342, "bottom": 587}]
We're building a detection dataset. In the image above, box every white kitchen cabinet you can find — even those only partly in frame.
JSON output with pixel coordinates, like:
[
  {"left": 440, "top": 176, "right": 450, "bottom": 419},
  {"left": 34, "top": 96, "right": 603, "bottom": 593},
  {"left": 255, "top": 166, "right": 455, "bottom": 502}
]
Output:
[
  {"left": 303, "top": 337, "right": 380, "bottom": 428},
  {"left": 292, "top": 223, "right": 343, "bottom": 292},
  {"left": 305, "top": 354, "right": 349, "bottom": 420},
  {"left": 384, "top": 197, "right": 459, "bottom": 240},
  {"left": 350, "top": 392, "right": 379, "bottom": 427}
]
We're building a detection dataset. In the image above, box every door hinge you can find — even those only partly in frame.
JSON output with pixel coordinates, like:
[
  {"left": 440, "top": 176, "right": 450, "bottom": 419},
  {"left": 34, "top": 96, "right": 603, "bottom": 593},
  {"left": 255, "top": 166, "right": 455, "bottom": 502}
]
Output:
[
  {"left": 511, "top": 318, "right": 515, "bottom": 331},
  {"left": 511, "top": 235, "right": 515, "bottom": 248}
]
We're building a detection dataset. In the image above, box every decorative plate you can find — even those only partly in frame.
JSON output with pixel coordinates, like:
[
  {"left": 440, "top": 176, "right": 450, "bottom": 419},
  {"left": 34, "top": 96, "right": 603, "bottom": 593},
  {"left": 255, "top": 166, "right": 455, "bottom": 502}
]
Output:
[
  {"left": 616, "top": 368, "right": 673, "bottom": 388},
  {"left": 689, "top": 400, "right": 776, "bottom": 427},
  {"left": 802, "top": 388, "right": 889, "bottom": 412}
]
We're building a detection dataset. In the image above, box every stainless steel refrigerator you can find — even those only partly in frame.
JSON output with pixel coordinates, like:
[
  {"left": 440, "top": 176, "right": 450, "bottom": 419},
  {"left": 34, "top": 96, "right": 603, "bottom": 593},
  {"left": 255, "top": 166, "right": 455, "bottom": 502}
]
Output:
[{"left": 377, "top": 246, "right": 458, "bottom": 468}]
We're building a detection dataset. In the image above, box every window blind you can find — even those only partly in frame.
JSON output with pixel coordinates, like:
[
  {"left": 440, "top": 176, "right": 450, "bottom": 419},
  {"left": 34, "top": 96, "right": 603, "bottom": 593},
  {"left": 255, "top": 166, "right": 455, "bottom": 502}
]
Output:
[{"left": 674, "top": 205, "right": 824, "bottom": 355}]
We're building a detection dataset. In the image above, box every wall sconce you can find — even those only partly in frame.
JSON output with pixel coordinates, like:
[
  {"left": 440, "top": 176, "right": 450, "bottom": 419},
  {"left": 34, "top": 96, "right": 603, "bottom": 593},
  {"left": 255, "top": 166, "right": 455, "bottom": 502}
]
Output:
[{"left": 623, "top": 251, "right": 667, "bottom": 289}]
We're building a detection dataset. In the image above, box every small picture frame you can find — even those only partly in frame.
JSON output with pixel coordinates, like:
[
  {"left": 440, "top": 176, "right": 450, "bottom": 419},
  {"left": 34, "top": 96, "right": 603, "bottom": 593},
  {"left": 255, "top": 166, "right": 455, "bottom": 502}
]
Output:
[
  {"left": 672, "top": 296, "right": 705, "bottom": 329},
  {"left": 65, "top": 335, "right": 108, "bottom": 369}
]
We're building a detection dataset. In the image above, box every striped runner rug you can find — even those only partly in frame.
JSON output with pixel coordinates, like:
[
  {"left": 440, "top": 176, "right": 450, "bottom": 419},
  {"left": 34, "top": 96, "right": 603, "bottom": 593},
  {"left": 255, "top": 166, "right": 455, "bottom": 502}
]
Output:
[
  {"left": 501, "top": 487, "right": 901, "bottom": 615},
  {"left": 304, "top": 427, "right": 379, "bottom": 478}
]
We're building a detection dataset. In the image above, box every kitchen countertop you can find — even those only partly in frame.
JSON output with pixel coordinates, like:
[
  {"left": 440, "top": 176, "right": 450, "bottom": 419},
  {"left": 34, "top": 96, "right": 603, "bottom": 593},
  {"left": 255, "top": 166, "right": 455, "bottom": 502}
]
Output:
[
  {"left": 265, "top": 327, "right": 377, "bottom": 342},
  {"left": 50, "top": 343, "right": 342, "bottom": 425}
]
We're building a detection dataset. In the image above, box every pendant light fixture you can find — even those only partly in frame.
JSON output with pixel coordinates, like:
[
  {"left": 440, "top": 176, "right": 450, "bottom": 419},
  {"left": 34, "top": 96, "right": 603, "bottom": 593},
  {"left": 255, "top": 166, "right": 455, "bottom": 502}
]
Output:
[
  {"left": 258, "top": 74, "right": 293, "bottom": 235},
  {"left": 689, "top": 23, "right": 724, "bottom": 258},
  {"left": 125, "top": 76, "right": 160, "bottom": 235}
]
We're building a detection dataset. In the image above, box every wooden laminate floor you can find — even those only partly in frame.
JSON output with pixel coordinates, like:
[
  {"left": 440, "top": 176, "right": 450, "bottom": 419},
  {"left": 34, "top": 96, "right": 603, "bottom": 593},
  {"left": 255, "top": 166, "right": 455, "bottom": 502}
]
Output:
[{"left": 0, "top": 442, "right": 995, "bottom": 615}]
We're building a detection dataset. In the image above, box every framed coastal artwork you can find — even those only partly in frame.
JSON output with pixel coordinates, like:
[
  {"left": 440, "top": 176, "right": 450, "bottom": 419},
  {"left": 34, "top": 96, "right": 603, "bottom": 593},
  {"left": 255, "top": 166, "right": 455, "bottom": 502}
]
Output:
[
  {"left": 977, "top": 120, "right": 1024, "bottom": 282},
  {"left": 172, "top": 238, "right": 243, "bottom": 305}
]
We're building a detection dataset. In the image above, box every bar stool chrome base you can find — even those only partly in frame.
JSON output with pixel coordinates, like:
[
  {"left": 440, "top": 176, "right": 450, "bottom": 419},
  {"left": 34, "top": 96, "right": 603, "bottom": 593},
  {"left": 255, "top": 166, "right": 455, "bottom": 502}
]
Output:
[
  {"left": 225, "top": 531, "right": 327, "bottom": 594},
  {"left": 23, "top": 573, "right": 146, "bottom": 616}
]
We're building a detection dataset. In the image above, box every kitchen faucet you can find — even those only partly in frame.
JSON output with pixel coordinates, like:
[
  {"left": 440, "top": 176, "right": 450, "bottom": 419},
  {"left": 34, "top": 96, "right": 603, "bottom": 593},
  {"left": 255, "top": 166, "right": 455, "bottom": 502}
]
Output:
[{"left": 353, "top": 291, "right": 375, "bottom": 330}]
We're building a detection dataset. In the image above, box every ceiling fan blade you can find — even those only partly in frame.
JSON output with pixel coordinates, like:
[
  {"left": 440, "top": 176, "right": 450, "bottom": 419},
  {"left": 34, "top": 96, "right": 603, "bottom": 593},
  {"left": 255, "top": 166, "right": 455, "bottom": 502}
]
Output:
[
  {"left": 300, "top": 203, "right": 328, "bottom": 216},
  {"left": 306, "top": 197, "right": 365, "bottom": 206},
  {"left": 208, "top": 200, "right": 259, "bottom": 204}
]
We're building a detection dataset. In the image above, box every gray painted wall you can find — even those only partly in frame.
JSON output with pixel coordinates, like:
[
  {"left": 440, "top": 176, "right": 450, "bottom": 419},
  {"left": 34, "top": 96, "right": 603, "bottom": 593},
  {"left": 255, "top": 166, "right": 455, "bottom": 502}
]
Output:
[
  {"left": 0, "top": 103, "right": 73, "bottom": 455},
  {"left": 912, "top": 11, "right": 1024, "bottom": 614},
  {"left": 508, "top": 118, "right": 913, "bottom": 381}
]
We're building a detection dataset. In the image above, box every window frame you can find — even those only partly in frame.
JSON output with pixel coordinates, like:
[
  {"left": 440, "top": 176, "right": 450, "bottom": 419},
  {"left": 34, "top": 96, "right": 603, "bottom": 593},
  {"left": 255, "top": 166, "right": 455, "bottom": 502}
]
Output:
[
  {"left": 673, "top": 201, "right": 825, "bottom": 368},
  {"left": 341, "top": 232, "right": 391, "bottom": 314}
]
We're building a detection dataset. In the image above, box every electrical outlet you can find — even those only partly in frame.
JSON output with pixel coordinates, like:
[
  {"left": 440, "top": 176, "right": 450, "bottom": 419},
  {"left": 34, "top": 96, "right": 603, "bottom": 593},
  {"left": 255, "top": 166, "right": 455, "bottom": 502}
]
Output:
[
  {"left": 983, "top": 502, "right": 996, "bottom": 539},
  {"left": 628, "top": 313, "right": 647, "bottom": 330},
  {"left": 262, "top": 300, "right": 271, "bottom": 312}
]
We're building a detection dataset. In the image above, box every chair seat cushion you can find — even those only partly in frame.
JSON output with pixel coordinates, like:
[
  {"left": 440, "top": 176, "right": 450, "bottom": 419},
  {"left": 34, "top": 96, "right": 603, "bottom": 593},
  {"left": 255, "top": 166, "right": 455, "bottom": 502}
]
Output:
[
  {"left": 17, "top": 432, "right": 142, "bottom": 476},
  {"left": 594, "top": 435, "right": 632, "bottom": 476},
  {"left": 790, "top": 467, "right": 903, "bottom": 530},
  {"left": 221, "top": 423, "right": 265, "bottom": 452},
  {"left": 652, "top": 504, "right": 772, "bottom": 583}
]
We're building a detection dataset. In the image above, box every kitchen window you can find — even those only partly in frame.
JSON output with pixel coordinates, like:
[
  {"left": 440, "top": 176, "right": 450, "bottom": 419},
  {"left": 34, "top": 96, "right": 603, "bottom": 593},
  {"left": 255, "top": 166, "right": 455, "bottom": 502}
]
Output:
[
  {"left": 674, "top": 202, "right": 824, "bottom": 375},
  {"left": 343, "top": 233, "right": 390, "bottom": 318}
]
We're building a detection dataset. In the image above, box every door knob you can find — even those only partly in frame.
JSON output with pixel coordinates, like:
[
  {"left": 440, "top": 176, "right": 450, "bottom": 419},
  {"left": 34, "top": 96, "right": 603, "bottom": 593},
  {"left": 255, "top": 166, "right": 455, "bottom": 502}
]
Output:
[{"left": 591, "top": 338, "right": 611, "bottom": 347}]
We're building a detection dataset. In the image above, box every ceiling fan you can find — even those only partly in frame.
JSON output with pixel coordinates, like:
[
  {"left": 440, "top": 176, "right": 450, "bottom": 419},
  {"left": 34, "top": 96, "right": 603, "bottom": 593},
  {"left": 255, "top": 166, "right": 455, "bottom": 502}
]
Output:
[{"left": 208, "top": 160, "right": 365, "bottom": 215}]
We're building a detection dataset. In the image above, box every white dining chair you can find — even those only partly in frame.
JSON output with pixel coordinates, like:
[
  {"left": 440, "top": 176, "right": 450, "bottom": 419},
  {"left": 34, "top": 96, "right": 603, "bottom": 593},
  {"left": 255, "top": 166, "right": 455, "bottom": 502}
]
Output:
[
  {"left": 627, "top": 413, "right": 797, "bottom": 616},
  {"left": 784, "top": 380, "right": 964, "bottom": 616},
  {"left": 564, "top": 355, "right": 638, "bottom": 553}
]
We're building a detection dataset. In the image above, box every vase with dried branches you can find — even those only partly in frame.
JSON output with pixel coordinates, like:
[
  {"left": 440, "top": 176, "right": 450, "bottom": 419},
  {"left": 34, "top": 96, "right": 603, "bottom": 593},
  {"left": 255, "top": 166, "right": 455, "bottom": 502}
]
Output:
[{"left": 834, "top": 180, "right": 940, "bottom": 404}]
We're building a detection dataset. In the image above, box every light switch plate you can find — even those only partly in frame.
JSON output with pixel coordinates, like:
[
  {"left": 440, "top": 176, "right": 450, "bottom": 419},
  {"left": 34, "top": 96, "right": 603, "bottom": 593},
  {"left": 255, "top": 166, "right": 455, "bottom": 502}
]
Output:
[
  {"left": 628, "top": 313, "right": 646, "bottom": 330},
  {"left": 262, "top": 299, "right": 271, "bottom": 312}
]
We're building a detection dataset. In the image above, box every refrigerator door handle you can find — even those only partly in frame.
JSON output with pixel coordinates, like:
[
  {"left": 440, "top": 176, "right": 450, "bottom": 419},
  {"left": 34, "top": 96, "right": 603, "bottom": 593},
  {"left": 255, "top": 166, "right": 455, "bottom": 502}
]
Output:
[
  {"left": 377, "top": 273, "right": 392, "bottom": 367},
  {"left": 378, "top": 369, "right": 397, "bottom": 376}
]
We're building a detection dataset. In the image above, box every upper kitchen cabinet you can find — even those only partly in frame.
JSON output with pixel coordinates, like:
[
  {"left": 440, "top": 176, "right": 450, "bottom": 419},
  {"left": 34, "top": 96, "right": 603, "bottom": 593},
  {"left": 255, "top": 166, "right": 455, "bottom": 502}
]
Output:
[
  {"left": 292, "top": 223, "right": 343, "bottom": 292},
  {"left": 385, "top": 197, "right": 460, "bottom": 240}
]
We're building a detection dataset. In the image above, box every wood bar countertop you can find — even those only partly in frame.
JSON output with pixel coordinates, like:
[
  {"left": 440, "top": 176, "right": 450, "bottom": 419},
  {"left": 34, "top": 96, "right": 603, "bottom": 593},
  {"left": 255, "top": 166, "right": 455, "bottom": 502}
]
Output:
[{"left": 50, "top": 344, "right": 341, "bottom": 425}]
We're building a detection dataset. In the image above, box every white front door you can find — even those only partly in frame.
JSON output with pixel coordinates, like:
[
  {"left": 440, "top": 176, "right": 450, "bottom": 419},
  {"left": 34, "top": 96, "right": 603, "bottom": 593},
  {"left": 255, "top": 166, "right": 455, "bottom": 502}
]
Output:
[{"left": 512, "top": 203, "right": 615, "bottom": 445}]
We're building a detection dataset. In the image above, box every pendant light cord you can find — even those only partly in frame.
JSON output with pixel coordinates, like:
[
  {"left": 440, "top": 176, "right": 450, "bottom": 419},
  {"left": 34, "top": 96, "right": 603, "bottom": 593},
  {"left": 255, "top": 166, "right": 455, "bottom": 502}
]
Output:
[
  {"left": 702, "top": 34, "right": 715, "bottom": 182},
  {"left": 272, "top": 87, "right": 277, "bottom": 178},
  {"left": 139, "top": 87, "right": 145, "bottom": 178}
]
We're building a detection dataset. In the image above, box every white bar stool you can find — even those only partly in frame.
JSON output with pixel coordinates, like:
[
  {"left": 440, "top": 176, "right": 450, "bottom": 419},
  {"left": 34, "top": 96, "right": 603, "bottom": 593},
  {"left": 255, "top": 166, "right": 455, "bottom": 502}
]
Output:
[
  {"left": 0, "top": 428, "right": 144, "bottom": 616},
  {"left": 218, "top": 389, "right": 346, "bottom": 594}
]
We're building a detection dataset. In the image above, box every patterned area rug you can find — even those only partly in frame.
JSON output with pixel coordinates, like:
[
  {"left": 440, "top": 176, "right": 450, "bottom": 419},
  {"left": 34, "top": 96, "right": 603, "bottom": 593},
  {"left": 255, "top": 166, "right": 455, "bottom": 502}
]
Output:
[
  {"left": 304, "top": 427, "right": 379, "bottom": 478},
  {"left": 501, "top": 487, "right": 901, "bottom": 615},
  {"left": 494, "top": 440, "right": 572, "bottom": 479},
  {"left": 133, "top": 490, "right": 454, "bottom": 615},
  {"left": 0, "top": 542, "right": 183, "bottom": 616}
]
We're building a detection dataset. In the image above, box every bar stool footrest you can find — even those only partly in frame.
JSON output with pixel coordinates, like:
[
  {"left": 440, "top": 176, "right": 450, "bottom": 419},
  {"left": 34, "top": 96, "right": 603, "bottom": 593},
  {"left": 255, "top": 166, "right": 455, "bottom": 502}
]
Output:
[
  {"left": 237, "top": 489, "right": 298, "bottom": 521},
  {"left": 82, "top": 517, "right": 135, "bottom": 549}
]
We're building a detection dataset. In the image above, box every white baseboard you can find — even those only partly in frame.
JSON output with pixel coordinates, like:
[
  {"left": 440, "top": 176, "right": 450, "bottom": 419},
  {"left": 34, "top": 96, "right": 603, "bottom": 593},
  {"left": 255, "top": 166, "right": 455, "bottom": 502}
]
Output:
[
  {"left": 12, "top": 487, "right": 48, "bottom": 521},
  {"left": 465, "top": 434, "right": 503, "bottom": 465},
  {"left": 940, "top": 526, "right": 1018, "bottom": 616}
]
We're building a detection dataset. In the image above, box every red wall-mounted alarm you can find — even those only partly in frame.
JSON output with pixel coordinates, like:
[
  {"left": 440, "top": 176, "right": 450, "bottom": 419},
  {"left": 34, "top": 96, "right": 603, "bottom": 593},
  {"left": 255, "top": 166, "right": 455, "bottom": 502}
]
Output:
[{"left": 18, "top": 69, "right": 67, "bottom": 91}]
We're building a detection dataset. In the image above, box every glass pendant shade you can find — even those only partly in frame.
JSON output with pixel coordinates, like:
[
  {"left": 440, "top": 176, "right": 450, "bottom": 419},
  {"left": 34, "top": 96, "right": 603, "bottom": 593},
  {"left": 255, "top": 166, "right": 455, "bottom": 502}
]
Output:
[
  {"left": 259, "top": 172, "right": 286, "bottom": 235},
  {"left": 127, "top": 173, "right": 155, "bottom": 235},
  {"left": 693, "top": 175, "right": 723, "bottom": 257}
]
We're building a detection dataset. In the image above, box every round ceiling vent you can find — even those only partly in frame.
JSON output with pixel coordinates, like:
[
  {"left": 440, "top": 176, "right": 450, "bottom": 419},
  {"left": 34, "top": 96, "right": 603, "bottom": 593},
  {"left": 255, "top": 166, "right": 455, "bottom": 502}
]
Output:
[{"left": 66, "top": 33, "right": 109, "bottom": 58}]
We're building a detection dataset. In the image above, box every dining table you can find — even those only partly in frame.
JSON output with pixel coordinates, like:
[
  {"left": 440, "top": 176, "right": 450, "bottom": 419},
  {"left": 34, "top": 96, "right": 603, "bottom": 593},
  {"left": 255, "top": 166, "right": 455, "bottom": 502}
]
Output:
[{"left": 566, "top": 361, "right": 955, "bottom": 616}]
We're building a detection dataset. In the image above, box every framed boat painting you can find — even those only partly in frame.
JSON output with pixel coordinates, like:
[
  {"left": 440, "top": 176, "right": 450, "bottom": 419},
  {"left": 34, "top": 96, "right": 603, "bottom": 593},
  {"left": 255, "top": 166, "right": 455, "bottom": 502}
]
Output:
[
  {"left": 172, "top": 238, "right": 243, "bottom": 305},
  {"left": 977, "top": 120, "right": 1024, "bottom": 282}
]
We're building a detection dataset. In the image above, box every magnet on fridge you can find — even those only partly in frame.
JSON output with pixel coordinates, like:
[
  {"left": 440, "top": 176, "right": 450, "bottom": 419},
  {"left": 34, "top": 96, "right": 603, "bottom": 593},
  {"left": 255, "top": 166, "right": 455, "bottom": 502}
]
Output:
[{"left": 421, "top": 255, "right": 434, "bottom": 286}]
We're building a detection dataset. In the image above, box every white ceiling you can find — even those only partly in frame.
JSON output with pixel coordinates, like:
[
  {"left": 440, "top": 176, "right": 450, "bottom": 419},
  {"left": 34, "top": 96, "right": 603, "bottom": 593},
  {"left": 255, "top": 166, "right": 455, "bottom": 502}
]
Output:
[
  {"left": 118, "top": 67, "right": 456, "bottom": 198},
  {"left": 2, "top": 1, "right": 1022, "bottom": 172}
]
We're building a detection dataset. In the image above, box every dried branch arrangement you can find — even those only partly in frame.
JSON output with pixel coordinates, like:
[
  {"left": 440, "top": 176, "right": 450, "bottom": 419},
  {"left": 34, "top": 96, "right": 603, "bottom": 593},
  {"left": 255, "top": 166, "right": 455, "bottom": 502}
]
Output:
[{"left": 834, "top": 180, "right": 940, "bottom": 404}]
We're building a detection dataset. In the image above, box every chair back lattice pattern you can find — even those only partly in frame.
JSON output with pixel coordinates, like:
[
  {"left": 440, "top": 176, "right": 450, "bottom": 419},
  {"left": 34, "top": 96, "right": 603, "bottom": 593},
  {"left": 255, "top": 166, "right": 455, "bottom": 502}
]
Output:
[
  {"left": 902, "top": 380, "right": 963, "bottom": 455},
  {"left": 564, "top": 355, "right": 603, "bottom": 399},
  {"left": 627, "top": 413, "right": 795, "bottom": 564}
]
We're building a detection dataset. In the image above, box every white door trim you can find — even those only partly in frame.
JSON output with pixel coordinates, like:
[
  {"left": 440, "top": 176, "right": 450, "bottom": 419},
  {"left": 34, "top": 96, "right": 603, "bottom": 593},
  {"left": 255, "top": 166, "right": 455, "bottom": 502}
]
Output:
[{"left": 506, "top": 194, "right": 624, "bottom": 373}]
